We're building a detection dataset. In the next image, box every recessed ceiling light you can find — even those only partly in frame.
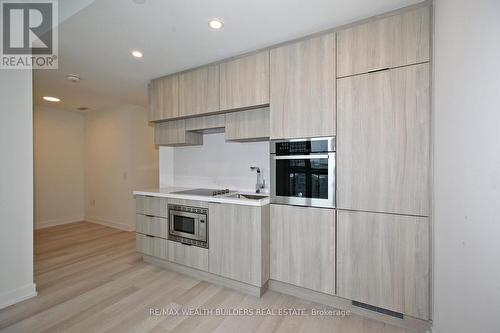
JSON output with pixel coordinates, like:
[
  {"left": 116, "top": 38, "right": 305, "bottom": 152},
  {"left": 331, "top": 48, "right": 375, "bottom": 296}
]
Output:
[
  {"left": 43, "top": 96, "right": 60, "bottom": 102},
  {"left": 66, "top": 74, "right": 81, "bottom": 83},
  {"left": 208, "top": 18, "right": 223, "bottom": 30},
  {"left": 131, "top": 50, "right": 143, "bottom": 58}
]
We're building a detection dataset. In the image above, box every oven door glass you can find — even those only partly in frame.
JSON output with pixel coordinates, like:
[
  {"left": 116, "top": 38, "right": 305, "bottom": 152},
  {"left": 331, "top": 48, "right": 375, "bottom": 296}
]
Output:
[
  {"left": 173, "top": 215, "right": 195, "bottom": 234},
  {"left": 275, "top": 156, "right": 329, "bottom": 199}
]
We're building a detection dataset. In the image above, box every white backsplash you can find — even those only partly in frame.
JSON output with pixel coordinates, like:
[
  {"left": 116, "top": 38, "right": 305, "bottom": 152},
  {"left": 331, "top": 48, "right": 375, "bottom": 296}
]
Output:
[{"left": 160, "top": 132, "right": 270, "bottom": 193}]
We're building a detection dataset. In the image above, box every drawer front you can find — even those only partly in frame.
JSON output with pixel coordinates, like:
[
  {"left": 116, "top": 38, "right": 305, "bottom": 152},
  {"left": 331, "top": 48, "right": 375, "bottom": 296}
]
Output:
[
  {"left": 135, "top": 195, "right": 168, "bottom": 218},
  {"left": 166, "top": 240, "right": 208, "bottom": 271},
  {"left": 136, "top": 233, "right": 167, "bottom": 260},
  {"left": 136, "top": 214, "right": 168, "bottom": 238}
]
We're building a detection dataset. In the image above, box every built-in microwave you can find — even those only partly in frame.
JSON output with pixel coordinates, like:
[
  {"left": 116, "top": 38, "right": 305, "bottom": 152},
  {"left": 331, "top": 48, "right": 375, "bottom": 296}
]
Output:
[
  {"left": 270, "top": 137, "right": 336, "bottom": 208},
  {"left": 168, "top": 204, "right": 208, "bottom": 248}
]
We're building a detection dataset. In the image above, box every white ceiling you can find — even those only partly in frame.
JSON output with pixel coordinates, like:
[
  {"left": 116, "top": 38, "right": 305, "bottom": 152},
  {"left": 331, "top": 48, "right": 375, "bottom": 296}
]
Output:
[{"left": 34, "top": 0, "right": 423, "bottom": 112}]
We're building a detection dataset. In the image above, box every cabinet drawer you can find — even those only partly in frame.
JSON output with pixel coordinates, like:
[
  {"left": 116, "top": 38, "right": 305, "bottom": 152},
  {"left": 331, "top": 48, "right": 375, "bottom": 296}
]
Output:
[
  {"left": 135, "top": 195, "right": 168, "bottom": 218},
  {"left": 166, "top": 240, "right": 208, "bottom": 271},
  {"left": 136, "top": 214, "right": 168, "bottom": 238},
  {"left": 136, "top": 233, "right": 167, "bottom": 260}
]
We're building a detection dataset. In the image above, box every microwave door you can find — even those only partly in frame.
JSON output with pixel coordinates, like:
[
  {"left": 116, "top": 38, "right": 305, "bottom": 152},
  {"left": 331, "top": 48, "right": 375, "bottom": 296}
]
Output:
[{"left": 170, "top": 211, "right": 199, "bottom": 239}]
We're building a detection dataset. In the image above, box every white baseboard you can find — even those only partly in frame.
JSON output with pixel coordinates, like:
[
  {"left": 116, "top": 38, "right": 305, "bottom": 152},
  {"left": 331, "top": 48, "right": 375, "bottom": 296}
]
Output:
[
  {"left": 85, "top": 216, "right": 135, "bottom": 232},
  {"left": 35, "top": 216, "right": 84, "bottom": 229},
  {"left": 0, "top": 283, "right": 37, "bottom": 310}
]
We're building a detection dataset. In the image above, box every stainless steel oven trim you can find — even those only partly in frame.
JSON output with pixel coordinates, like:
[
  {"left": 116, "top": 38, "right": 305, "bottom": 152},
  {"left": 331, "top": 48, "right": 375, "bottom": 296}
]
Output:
[
  {"left": 270, "top": 151, "right": 336, "bottom": 209},
  {"left": 169, "top": 209, "right": 205, "bottom": 241},
  {"left": 273, "top": 154, "right": 330, "bottom": 160},
  {"left": 270, "top": 136, "right": 336, "bottom": 154}
]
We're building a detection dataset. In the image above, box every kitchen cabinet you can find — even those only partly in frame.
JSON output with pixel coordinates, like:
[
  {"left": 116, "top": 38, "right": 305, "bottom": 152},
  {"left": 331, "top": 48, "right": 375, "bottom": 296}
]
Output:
[
  {"left": 270, "top": 33, "right": 336, "bottom": 139},
  {"left": 136, "top": 214, "right": 168, "bottom": 239},
  {"left": 166, "top": 240, "right": 209, "bottom": 271},
  {"left": 208, "top": 203, "right": 269, "bottom": 287},
  {"left": 185, "top": 114, "right": 225, "bottom": 132},
  {"left": 337, "top": 5, "right": 430, "bottom": 77},
  {"left": 336, "top": 210, "right": 430, "bottom": 319},
  {"left": 220, "top": 51, "right": 270, "bottom": 111},
  {"left": 135, "top": 195, "right": 168, "bottom": 218},
  {"left": 148, "top": 75, "right": 179, "bottom": 122},
  {"left": 179, "top": 64, "right": 220, "bottom": 117},
  {"left": 270, "top": 204, "right": 335, "bottom": 294},
  {"left": 225, "top": 107, "right": 270, "bottom": 142},
  {"left": 337, "top": 63, "right": 430, "bottom": 216},
  {"left": 136, "top": 233, "right": 167, "bottom": 260},
  {"left": 154, "top": 119, "right": 203, "bottom": 146}
]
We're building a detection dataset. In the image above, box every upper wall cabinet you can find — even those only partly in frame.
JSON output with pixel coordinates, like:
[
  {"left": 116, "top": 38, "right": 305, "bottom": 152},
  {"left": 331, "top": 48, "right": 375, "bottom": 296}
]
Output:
[
  {"left": 155, "top": 120, "right": 202, "bottom": 147},
  {"left": 220, "top": 51, "right": 270, "bottom": 111},
  {"left": 225, "top": 108, "right": 270, "bottom": 142},
  {"left": 270, "top": 33, "right": 336, "bottom": 139},
  {"left": 148, "top": 75, "right": 179, "bottom": 122},
  {"left": 179, "top": 64, "right": 220, "bottom": 117},
  {"left": 337, "top": 63, "right": 430, "bottom": 216},
  {"left": 337, "top": 6, "right": 430, "bottom": 77}
]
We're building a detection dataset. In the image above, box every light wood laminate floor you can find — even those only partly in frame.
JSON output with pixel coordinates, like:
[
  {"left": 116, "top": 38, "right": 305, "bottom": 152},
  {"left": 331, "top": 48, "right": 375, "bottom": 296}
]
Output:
[{"left": 0, "top": 222, "right": 415, "bottom": 333}]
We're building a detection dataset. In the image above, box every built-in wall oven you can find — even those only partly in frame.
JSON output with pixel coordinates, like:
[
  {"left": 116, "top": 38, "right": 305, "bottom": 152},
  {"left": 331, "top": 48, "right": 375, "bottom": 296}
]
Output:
[
  {"left": 271, "top": 137, "right": 335, "bottom": 208},
  {"left": 168, "top": 204, "right": 208, "bottom": 248}
]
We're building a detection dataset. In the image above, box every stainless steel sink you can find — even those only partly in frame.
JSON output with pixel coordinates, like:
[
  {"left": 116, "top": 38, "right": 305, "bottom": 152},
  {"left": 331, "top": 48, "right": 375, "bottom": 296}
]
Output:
[{"left": 229, "top": 193, "right": 268, "bottom": 200}]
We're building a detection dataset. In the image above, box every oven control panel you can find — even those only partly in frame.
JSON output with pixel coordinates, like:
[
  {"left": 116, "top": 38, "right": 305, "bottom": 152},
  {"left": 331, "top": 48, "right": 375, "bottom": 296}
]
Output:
[{"left": 272, "top": 137, "right": 335, "bottom": 155}]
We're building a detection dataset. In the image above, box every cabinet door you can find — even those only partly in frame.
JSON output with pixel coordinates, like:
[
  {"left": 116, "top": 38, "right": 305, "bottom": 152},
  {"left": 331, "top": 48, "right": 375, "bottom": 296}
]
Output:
[
  {"left": 270, "top": 33, "right": 336, "bottom": 139},
  {"left": 179, "top": 64, "right": 219, "bottom": 117},
  {"left": 225, "top": 107, "right": 270, "bottom": 142},
  {"left": 208, "top": 203, "right": 269, "bottom": 286},
  {"left": 220, "top": 51, "right": 270, "bottom": 111},
  {"left": 337, "top": 6, "right": 430, "bottom": 77},
  {"left": 337, "top": 63, "right": 430, "bottom": 216},
  {"left": 148, "top": 75, "right": 179, "bottom": 122},
  {"left": 270, "top": 204, "right": 335, "bottom": 294},
  {"left": 154, "top": 120, "right": 203, "bottom": 147},
  {"left": 337, "top": 210, "right": 430, "bottom": 319},
  {"left": 166, "top": 240, "right": 208, "bottom": 271}
]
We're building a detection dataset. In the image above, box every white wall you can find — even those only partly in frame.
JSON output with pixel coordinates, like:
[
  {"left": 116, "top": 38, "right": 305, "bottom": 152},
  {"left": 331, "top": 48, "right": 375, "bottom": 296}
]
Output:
[
  {"left": 34, "top": 106, "right": 85, "bottom": 229},
  {"left": 0, "top": 70, "right": 36, "bottom": 309},
  {"left": 85, "top": 104, "right": 158, "bottom": 230},
  {"left": 160, "top": 133, "right": 269, "bottom": 193},
  {"left": 433, "top": 1, "right": 500, "bottom": 332}
]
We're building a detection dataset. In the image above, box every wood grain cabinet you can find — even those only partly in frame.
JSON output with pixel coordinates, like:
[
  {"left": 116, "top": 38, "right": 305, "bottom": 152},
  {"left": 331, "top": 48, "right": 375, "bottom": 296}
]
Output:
[
  {"left": 336, "top": 210, "right": 430, "bottom": 319},
  {"left": 154, "top": 120, "right": 203, "bottom": 146},
  {"left": 136, "top": 233, "right": 167, "bottom": 260},
  {"left": 136, "top": 214, "right": 168, "bottom": 239},
  {"left": 179, "top": 64, "right": 220, "bottom": 117},
  {"left": 225, "top": 108, "right": 270, "bottom": 142},
  {"left": 270, "top": 204, "right": 335, "bottom": 294},
  {"left": 337, "top": 6, "right": 430, "bottom": 77},
  {"left": 166, "top": 240, "right": 209, "bottom": 271},
  {"left": 208, "top": 203, "right": 269, "bottom": 287},
  {"left": 270, "top": 33, "right": 336, "bottom": 139},
  {"left": 337, "top": 63, "right": 430, "bottom": 216},
  {"left": 220, "top": 51, "right": 270, "bottom": 111},
  {"left": 148, "top": 75, "right": 179, "bottom": 122},
  {"left": 135, "top": 195, "right": 169, "bottom": 218}
]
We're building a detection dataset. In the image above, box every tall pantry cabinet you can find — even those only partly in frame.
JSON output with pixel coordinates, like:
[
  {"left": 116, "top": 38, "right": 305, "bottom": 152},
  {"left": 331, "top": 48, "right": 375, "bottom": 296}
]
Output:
[{"left": 336, "top": 5, "right": 431, "bottom": 320}]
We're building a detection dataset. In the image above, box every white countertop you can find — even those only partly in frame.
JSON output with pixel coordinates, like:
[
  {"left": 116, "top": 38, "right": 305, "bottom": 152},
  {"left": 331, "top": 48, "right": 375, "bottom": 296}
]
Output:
[{"left": 133, "top": 187, "right": 270, "bottom": 207}]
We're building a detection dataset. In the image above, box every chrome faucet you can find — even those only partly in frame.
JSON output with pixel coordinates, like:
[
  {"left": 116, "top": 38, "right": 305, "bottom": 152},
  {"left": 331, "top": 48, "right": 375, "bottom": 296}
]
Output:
[{"left": 250, "top": 166, "right": 265, "bottom": 193}]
